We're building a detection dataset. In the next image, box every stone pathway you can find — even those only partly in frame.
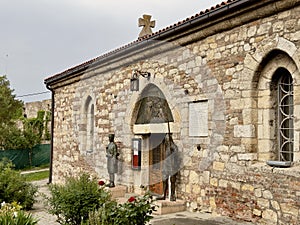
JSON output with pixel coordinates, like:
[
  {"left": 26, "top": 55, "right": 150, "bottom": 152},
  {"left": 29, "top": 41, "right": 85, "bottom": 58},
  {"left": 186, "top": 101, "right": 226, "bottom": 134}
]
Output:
[
  {"left": 151, "top": 212, "right": 254, "bottom": 225},
  {"left": 21, "top": 168, "right": 50, "bottom": 175},
  {"left": 29, "top": 179, "right": 58, "bottom": 225},
  {"left": 29, "top": 179, "right": 254, "bottom": 225}
]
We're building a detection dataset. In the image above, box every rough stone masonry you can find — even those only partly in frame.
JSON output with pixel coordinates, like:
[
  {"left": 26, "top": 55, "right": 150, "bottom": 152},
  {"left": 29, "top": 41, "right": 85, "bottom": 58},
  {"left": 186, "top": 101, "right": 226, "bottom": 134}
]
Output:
[{"left": 45, "top": 0, "right": 300, "bottom": 224}]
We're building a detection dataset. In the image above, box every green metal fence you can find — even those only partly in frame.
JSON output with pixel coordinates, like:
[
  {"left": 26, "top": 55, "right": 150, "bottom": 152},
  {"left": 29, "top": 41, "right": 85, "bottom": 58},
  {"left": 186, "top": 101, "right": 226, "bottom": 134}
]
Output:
[{"left": 0, "top": 144, "right": 50, "bottom": 169}]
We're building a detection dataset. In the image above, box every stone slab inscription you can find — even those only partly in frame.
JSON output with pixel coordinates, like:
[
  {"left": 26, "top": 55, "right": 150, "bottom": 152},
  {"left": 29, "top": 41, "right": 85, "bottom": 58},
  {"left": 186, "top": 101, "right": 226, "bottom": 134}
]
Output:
[{"left": 189, "top": 101, "right": 208, "bottom": 137}]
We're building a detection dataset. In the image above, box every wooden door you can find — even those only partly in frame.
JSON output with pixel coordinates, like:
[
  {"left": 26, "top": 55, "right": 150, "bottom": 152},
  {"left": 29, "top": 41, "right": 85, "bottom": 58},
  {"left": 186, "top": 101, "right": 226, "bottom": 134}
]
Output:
[{"left": 149, "top": 134, "right": 165, "bottom": 195}]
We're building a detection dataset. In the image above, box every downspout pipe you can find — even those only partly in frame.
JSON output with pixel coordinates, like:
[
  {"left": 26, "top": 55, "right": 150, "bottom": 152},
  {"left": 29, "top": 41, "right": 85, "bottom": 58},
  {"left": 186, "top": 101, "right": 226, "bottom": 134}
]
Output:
[{"left": 45, "top": 83, "right": 54, "bottom": 184}]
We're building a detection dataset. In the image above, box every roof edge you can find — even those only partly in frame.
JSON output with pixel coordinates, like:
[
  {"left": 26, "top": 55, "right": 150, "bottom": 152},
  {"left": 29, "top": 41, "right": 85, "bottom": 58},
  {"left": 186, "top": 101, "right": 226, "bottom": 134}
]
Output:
[{"left": 45, "top": 0, "right": 271, "bottom": 85}]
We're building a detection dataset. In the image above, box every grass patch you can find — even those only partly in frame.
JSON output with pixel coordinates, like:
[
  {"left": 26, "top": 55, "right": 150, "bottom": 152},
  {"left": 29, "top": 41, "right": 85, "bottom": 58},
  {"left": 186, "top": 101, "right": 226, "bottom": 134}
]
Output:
[
  {"left": 19, "top": 164, "right": 50, "bottom": 172},
  {"left": 22, "top": 170, "right": 50, "bottom": 182}
]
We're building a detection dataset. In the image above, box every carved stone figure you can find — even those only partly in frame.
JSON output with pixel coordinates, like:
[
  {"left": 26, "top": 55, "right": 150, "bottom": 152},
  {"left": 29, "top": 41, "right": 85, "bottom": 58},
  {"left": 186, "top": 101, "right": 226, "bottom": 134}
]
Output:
[
  {"left": 162, "top": 134, "right": 180, "bottom": 201},
  {"left": 106, "top": 134, "right": 119, "bottom": 188}
]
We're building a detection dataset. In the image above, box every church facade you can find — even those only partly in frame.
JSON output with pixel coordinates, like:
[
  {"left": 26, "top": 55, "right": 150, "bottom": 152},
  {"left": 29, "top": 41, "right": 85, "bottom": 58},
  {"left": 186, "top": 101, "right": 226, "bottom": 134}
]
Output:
[{"left": 45, "top": 0, "right": 300, "bottom": 224}]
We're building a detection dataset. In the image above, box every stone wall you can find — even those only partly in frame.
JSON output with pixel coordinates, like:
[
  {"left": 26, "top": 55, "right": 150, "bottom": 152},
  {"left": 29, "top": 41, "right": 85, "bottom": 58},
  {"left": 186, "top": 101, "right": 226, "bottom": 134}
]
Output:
[
  {"left": 24, "top": 99, "right": 51, "bottom": 119},
  {"left": 24, "top": 99, "right": 51, "bottom": 143},
  {"left": 49, "top": 1, "right": 300, "bottom": 224}
]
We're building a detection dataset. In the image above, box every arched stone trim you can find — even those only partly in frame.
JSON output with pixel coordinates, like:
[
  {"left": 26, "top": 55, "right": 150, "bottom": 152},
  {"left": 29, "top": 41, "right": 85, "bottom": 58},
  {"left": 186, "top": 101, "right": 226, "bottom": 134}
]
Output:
[
  {"left": 240, "top": 37, "right": 299, "bottom": 157},
  {"left": 126, "top": 77, "right": 182, "bottom": 135},
  {"left": 254, "top": 48, "right": 300, "bottom": 162},
  {"left": 116, "top": 74, "right": 183, "bottom": 189},
  {"left": 248, "top": 37, "right": 300, "bottom": 88},
  {"left": 79, "top": 94, "right": 96, "bottom": 154}
]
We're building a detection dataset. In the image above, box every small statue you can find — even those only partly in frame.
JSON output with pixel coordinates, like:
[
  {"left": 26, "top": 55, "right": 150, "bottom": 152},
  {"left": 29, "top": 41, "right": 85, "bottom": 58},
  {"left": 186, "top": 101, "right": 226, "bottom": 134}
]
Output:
[
  {"left": 106, "top": 134, "right": 119, "bottom": 188},
  {"left": 162, "top": 134, "right": 180, "bottom": 201}
]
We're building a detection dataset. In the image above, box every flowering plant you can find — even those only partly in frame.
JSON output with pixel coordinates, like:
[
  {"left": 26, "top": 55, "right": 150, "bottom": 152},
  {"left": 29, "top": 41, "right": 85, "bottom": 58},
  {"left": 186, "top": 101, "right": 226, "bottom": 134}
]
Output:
[
  {"left": 128, "top": 196, "right": 135, "bottom": 203},
  {"left": 0, "top": 201, "right": 38, "bottom": 225},
  {"left": 98, "top": 180, "right": 105, "bottom": 186},
  {"left": 46, "top": 174, "right": 157, "bottom": 225},
  {"left": 46, "top": 174, "right": 111, "bottom": 225},
  {"left": 86, "top": 192, "right": 157, "bottom": 225}
]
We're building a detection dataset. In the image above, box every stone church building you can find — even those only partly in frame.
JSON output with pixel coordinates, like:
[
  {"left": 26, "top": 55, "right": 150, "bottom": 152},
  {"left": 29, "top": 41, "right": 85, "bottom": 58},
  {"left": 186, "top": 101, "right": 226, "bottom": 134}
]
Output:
[{"left": 45, "top": 0, "right": 300, "bottom": 224}]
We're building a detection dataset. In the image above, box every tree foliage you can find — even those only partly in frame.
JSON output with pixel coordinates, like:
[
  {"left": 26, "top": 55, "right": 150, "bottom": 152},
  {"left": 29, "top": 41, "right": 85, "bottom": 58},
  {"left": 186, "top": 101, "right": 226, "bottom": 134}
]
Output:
[
  {"left": 0, "top": 75, "right": 23, "bottom": 125},
  {"left": 0, "top": 75, "right": 50, "bottom": 150},
  {"left": 0, "top": 75, "right": 24, "bottom": 149},
  {"left": 21, "top": 110, "right": 47, "bottom": 149}
]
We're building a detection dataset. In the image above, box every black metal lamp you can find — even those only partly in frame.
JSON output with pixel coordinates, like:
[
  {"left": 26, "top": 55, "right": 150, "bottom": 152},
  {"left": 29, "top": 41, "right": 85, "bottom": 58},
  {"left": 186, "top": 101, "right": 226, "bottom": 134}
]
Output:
[
  {"left": 130, "top": 72, "right": 139, "bottom": 91},
  {"left": 130, "top": 70, "right": 151, "bottom": 91}
]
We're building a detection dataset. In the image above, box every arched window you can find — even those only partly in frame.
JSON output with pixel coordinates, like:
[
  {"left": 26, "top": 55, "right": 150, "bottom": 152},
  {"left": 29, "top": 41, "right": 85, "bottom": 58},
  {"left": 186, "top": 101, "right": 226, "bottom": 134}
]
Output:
[
  {"left": 85, "top": 96, "right": 94, "bottom": 153},
  {"left": 273, "top": 68, "right": 294, "bottom": 162}
]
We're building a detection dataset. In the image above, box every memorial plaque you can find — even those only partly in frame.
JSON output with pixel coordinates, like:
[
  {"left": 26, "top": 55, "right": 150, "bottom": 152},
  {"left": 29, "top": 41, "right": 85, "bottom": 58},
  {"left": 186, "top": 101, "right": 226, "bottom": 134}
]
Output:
[{"left": 189, "top": 101, "right": 208, "bottom": 136}]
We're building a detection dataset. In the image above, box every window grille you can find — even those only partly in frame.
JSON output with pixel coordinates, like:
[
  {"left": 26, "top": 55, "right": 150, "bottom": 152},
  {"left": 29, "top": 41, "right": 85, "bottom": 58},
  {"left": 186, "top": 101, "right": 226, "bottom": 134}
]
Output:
[{"left": 278, "top": 74, "right": 294, "bottom": 162}]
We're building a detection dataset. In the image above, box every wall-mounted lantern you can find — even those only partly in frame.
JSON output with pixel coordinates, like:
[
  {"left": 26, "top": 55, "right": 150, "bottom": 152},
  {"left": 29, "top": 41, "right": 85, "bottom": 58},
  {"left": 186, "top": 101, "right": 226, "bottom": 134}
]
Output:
[{"left": 130, "top": 70, "right": 151, "bottom": 91}]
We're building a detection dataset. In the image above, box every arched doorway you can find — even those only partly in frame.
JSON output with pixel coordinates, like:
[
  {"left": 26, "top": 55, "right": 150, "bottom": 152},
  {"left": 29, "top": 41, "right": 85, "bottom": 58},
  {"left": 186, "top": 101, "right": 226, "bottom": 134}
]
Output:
[{"left": 133, "top": 84, "right": 175, "bottom": 195}]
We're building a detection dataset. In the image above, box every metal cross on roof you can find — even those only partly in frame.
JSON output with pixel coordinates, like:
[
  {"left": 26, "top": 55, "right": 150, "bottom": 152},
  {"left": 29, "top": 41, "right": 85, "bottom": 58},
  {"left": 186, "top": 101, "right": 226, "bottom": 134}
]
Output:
[{"left": 138, "top": 14, "right": 156, "bottom": 38}]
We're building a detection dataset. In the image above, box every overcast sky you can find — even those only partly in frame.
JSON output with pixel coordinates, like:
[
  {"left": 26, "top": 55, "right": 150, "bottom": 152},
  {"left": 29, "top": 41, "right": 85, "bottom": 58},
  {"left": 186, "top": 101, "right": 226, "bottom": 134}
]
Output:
[{"left": 0, "top": 0, "right": 221, "bottom": 102}]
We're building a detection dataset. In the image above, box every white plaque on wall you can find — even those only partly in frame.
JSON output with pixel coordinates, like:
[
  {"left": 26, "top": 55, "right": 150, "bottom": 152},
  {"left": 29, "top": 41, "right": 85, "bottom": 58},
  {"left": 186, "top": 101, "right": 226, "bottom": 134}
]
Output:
[{"left": 189, "top": 101, "right": 208, "bottom": 136}]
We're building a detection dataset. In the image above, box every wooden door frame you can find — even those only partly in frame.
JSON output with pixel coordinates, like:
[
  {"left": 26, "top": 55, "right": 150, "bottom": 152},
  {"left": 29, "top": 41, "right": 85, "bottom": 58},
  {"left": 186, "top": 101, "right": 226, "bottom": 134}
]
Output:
[{"left": 148, "top": 133, "right": 166, "bottom": 195}]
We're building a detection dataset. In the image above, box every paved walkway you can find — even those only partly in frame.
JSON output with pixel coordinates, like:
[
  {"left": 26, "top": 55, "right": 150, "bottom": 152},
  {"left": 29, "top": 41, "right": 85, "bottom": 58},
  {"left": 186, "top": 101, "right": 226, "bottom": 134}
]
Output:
[
  {"left": 151, "top": 212, "right": 253, "bottom": 225},
  {"left": 30, "top": 179, "right": 254, "bottom": 225},
  {"left": 21, "top": 168, "right": 50, "bottom": 175},
  {"left": 29, "top": 179, "right": 58, "bottom": 225}
]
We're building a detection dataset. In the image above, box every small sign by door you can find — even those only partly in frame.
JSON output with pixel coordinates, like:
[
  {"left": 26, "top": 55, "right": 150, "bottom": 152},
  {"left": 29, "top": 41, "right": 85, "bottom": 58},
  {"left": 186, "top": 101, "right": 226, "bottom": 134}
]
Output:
[{"left": 132, "top": 138, "right": 141, "bottom": 170}]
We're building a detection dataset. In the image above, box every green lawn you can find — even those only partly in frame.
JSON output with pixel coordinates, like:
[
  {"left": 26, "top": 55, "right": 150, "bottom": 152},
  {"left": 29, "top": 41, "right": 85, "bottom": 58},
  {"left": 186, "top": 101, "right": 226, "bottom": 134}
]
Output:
[{"left": 22, "top": 170, "right": 50, "bottom": 181}]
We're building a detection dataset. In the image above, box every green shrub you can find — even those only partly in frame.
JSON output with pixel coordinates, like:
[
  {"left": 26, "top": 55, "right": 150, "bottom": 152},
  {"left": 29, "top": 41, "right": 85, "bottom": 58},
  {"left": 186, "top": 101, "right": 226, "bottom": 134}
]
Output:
[
  {"left": 84, "top": 201, "right": 117, "bottom": 225},
  {"left": 0, "top": 201, "right": 38, "bottom": 225},
  {"left": 0, "top": 159, "right": 37, "bottom": 209},
  {"left": 86, "top": 192, "right": 157, "bottom": 225},
  {"left": 46, "top": 173, "right": 111, "bottom": 225}
]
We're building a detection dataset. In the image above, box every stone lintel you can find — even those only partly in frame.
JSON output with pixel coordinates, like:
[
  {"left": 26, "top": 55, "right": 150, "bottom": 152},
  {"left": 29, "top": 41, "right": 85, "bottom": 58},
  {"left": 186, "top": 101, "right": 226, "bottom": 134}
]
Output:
[{"left": 133, "top": 122, "right": 180, "bottom": 134}]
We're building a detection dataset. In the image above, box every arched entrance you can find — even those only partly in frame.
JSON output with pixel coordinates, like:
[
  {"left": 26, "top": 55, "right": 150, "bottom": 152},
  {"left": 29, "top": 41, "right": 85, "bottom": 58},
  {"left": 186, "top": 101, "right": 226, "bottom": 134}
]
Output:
[{"left": 132, "top": 84, "right": 175, "bottom": 195}]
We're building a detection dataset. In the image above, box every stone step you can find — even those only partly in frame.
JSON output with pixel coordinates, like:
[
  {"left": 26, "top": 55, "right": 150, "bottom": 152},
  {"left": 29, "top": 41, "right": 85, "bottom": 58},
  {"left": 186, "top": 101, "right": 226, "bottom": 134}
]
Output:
[
  {"left": 107, "top": 186, "right": 186, "bottom": 215},
  {"left": 116, "top": 193, "right": 140, "bottom": 204},
  {"left": 124, "top": 192, "right": 139, "bottom": 198},
  {"left": 116, "top": 197, "right": 129, "bottom": 204},
  {"left": 153, "top": 199, "right": 186, "bottom": 215},
  {"left": 107, "top": 185, "right": 127, "bottom": 199}
]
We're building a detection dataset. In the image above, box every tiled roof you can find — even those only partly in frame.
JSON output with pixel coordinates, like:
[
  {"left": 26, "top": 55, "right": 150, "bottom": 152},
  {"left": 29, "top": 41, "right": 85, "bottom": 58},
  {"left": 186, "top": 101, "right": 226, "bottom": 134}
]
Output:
[{"left": 45, "top": 0, "right": 240, "bottom": 84}]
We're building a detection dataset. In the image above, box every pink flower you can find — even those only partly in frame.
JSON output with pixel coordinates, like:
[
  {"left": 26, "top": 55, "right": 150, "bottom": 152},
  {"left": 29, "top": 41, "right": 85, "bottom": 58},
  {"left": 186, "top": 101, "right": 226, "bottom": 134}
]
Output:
[
  {"left": 128, "top": 196, "right": 136, "bottom": 203},
  {"left": 98, "top": 180, "right": 105, "bottom": 186}
]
